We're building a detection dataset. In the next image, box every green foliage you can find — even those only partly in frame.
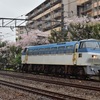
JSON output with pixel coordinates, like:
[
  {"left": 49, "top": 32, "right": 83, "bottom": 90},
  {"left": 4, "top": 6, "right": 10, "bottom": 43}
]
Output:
[
  {"left": 11, "top": 53, "right": 21, "bottom": 67},
  {"left": 0, "top": 41, "right": 6, "bottom": 47},
  {"left": 69, "top": 23, "right": 100, "bottom": 41},
  {"left": 0, "top": 44, "right": 22, "bottom": 70},
  {"left": 48, "top": 29, "right": 69, "bottom": 43},
  {"left": 90, "top": 23, "right": 100, "bottom": 39},
  {"left": 48, "top": 22, "right": 100, "bottom": 43},
  {"left": 8, "top": 46, "right": 22, "bottom": 69}
]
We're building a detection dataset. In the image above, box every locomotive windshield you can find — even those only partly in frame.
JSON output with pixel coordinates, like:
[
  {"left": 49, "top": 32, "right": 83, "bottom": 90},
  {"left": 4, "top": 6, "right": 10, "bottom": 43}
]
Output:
[
  {"left": 23, "top": 48, "right": 28, "bottom": 53},
  {"left": 80, "top": 41, "right": 100, "bottom": 49}
]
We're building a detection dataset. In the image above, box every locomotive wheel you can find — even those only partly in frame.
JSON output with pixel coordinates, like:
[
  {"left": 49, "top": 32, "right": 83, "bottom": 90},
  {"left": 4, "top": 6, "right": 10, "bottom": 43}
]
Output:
[
  {"left": 28, "top": 64, "right": 32, "bottom": 72},
  {"left": 77, "top": 67, "right": 86, "bottom": 79},
  {"left": 44, "top": 65, "right": 49, "bottom": 75},
  {"left": 21, "top": 64, "right": 28, "bottom": 73}
]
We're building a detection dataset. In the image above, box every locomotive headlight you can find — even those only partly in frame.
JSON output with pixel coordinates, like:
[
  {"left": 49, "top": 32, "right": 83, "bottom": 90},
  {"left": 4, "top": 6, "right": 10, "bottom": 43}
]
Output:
[{"left": 92, "top": 55, "right": 97, "bottom": 59}]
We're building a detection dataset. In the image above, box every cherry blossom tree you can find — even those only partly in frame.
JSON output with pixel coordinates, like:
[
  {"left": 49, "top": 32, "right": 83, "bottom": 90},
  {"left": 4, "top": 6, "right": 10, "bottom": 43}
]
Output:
[
  {"left": 16, "top": 29, "right": 49, "bottom": 48},
  {"left": 0, "top": 29, "right": 50, "bottom": 70},
  {"left": 64, "top": 16, "right": 100, "bottom": 40}
]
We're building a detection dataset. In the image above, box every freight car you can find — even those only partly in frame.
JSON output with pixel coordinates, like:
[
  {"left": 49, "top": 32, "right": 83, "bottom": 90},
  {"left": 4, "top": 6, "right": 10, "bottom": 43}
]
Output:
[{"left": 21, "top": 39, "right": 100, "bottom": 78}]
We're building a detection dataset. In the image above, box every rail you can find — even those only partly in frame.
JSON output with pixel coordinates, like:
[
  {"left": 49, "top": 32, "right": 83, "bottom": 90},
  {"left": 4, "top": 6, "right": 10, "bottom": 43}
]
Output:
[
  {"left": 0, "top": 72, "right": 100, "bottom": 92},
  {"left": 0, "top": 80, "right": 85, "bottom": 100}
]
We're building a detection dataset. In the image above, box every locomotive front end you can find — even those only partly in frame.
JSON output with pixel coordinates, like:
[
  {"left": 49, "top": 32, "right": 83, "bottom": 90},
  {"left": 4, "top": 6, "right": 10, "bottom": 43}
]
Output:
[
  {"left": 88, "top": 52, "right": 100, "bottom": 75},
  {"left": 86, "top": 40, "right": 100, "bottom": 75},
  {"left": 78, "top": 39, "right": 100, "bottom": 76}
]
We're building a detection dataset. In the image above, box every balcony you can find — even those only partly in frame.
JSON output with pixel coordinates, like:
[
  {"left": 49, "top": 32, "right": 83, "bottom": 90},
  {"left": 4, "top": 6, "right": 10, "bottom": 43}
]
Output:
[
  {"left": 77, "top": 0, "right": 89, "bottom": 5},
  {"left": 84, "top": 5, "right": 92, "bottom": 11},
  {"left": 93, "top": 2, "right": 98, "bottom": 8},
  {"left": 80, "top": 4, "right": 92, "bottom": 15},
  {"left": 52, "top": 0, "right": 61, "bottom": 7},
  {"left": 54, "top": 12, "right": 61, "bottom": 18},
  {"left": 93, "top": 11, "right": 98, "bottom": 16},
  {"left": 92, "top": 10, "right": 100, "bottom": 17},
  {"left": 45, "top": 16, "right": 51, "bottom": 20},
  {"left": 27, "top": 1, "right": 62, "bottom": 20}
]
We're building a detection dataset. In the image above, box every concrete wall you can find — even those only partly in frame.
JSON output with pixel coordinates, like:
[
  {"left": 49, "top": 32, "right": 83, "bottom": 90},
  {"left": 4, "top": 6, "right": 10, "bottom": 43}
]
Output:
[{"left": 62, "top": 0, "right": 77, "bottom": 18}]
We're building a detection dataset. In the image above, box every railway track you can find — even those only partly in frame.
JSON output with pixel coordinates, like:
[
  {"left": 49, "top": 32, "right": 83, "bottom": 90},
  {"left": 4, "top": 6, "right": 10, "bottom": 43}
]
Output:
[
  {"left": 0, "top": 80, "right": 85, "bottom": 100},
  {"left": 0, "top": 73, "right": 100, "bottom": 91},
  {"left": 0, "top": 71, "right": 100, "bottom": 92}
]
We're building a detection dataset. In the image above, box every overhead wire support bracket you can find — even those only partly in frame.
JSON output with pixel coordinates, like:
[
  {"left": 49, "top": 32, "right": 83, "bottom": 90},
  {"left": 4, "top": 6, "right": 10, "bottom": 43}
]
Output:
[
  {"left": 0, "top": 17, "right": 61, "bottom": 28},
  {"left": 0, "top": 17, "right": 27, "bottom": 28}
]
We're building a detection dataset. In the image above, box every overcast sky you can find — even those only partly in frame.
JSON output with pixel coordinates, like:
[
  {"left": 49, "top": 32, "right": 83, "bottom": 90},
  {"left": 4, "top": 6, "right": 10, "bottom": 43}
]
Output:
[
  {"left": 0, "top": 0, "right": 45, "bottom": 41},
  {"left": 0, "top": 0, "right": 45, "bottom": 17}
]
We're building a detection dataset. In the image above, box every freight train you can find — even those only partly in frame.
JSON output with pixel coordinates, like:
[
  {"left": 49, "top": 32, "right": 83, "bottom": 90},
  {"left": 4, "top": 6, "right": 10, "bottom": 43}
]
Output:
[{"left": 21, "top": 39, "right": 100, "bottom": 79}]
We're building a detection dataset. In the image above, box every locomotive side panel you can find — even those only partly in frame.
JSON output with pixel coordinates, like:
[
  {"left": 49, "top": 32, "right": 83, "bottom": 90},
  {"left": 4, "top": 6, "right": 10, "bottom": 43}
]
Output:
[{"left": 25, "top": 54, "right": 73, "bottom": 65}]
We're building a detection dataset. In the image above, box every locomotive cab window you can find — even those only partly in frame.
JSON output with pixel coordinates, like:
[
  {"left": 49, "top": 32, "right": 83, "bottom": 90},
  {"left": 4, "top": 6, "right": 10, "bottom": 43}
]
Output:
[
  {"left": 79, "top": 42, "right": 86, "bottom": 48},
  {"left": 79, "top": 41, "right": 100, "bottom": 49},
  {"left": 23, "top": 48, "right": 28, "bottom": 53}
]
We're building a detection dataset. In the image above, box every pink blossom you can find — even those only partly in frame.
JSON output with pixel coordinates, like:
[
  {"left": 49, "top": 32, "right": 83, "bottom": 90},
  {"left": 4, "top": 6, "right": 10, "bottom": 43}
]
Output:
[{"left": 16, "top": 29, "right": 49, "bottom": 48}]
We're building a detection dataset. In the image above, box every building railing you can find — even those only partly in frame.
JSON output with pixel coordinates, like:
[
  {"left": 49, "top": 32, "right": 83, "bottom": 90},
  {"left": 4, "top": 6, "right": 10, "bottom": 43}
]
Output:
[
  {"left": 54, "top": 12, "right": 61, "bottom": 18},
  {"left": 27, "top": 0, "right": 61, "bottom": 20}
]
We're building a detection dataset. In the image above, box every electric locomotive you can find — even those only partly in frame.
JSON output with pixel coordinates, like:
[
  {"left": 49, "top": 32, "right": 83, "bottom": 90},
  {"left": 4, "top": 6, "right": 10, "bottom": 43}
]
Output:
[{"left": 21, "top": 39, "right": 100, "bottom": 78}]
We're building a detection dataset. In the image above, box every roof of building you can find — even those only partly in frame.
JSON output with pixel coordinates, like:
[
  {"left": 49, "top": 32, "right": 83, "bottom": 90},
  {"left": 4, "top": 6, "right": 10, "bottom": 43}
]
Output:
[{"left": 26, "top": 0, "right": 48, "bottom": 16}]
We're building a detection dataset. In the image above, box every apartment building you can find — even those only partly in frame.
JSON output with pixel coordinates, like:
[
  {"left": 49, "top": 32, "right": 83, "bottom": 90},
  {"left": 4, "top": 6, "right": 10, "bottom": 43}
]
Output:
[
  {"left": 16, "top": 26, "right": 27, "bottom": 35},
  {"left": 26, "top": 0, "right": 100, "bottom": 33},
  {"left": 26, "top": 0, "right": 77, "bottom": 33},
  {"left": 77, "top": 0, "right": 100, "bottom": 18}
]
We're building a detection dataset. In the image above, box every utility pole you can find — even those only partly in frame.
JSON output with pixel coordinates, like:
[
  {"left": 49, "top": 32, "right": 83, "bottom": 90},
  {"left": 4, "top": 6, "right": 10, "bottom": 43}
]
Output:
[
  {"left": 61, "top": 4, "right": 64, "bottom": 32},
  {"left": 97, "top": 0, "right": 99, "bottom": 18}
]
